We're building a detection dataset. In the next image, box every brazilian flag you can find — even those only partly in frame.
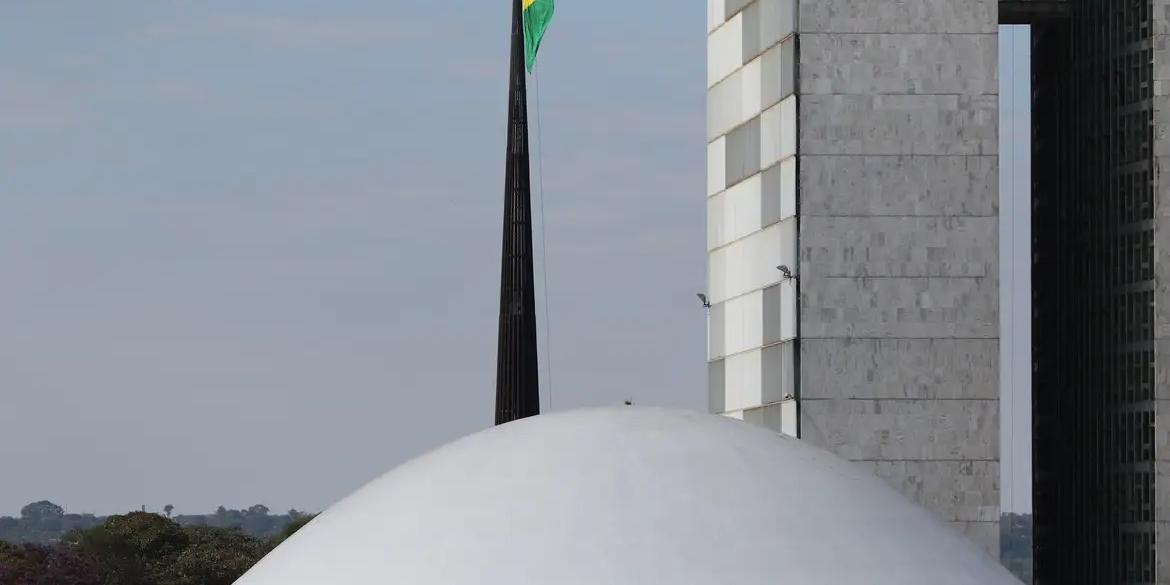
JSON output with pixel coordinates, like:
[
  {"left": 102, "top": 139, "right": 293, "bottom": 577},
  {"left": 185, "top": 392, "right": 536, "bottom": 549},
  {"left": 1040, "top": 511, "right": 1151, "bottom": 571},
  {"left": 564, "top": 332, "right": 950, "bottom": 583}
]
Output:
[{"left": 523, "top": 0, "right": 554, "bottom": 72}]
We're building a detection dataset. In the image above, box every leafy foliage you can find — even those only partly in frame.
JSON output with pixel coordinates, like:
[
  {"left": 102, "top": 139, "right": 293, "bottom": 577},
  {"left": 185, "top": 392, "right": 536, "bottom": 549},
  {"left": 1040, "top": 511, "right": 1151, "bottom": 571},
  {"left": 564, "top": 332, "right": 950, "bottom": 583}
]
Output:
[
  {"left": 172, "top": 505, "right": 293, "bottom": 539},
  {"left": 0, "top": 503, "right": 318, "bottom": 585},
  {"left": 67, "top": 512, "right": 191, "bottom": 585},
  {"left": 2, "top": 500, "right": 1031, "bottom": 583},
  {"left": 269, "top": 513, "right": 317, "bottom": 548},
  {"left": 0, "top": 502, "right": 101, "bottom": 546},
  {"left": 18, "top": 502, "right": 63, "bottom": 524},
  {"left": 0, "top": 540, "right": 100, "bottom": 585},
  {"left": 0, "top": 502, "right": 303, "bottom": 545},
  {"left": 155, "top": 526, "right": 267, "bottom": 585},
  {"left": 1000, "top": 513, "right": 1033, "bottom": 584}
]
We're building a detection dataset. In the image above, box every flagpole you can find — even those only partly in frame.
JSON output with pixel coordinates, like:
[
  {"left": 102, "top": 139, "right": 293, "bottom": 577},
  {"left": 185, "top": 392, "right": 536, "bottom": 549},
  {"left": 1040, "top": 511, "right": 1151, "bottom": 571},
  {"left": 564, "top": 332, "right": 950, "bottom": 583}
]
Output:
[{"left": 495, "top": 0, "right": 541, "bottom": 425}]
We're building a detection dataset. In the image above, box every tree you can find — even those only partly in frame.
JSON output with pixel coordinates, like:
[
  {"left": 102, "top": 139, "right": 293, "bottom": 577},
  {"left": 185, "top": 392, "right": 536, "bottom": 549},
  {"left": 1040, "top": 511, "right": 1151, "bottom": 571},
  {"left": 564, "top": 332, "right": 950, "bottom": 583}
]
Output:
[
  {"left": 240, "top": 505, "right": 274, "bottom": 537},
  {"left": 157, "top": 526, "right": 266, "bottom": 585},
  {"left": 71, "top": 512, "right": 189, "bottom": 585},
  {"left": 0, "top": 516, "right": 20, "bottom": 542},
  {"left": 2, "top": 509, "right": 323, "bottom": 585},
  {"left": 10, "top": 501, "right": 68, "bottom": 543},
  {"left": 54, "top": 512, "right": 279, "bottom": 585},
  {"left": 0, "top": 541, "right": 37, "bottom": 583},
  {"left": 35, "top": 545, "right": 101, "bottom": 585},
  {"left": 4, "top": 504, "right": 309, "bottom": 546},
  {"left": 1000, "top": 513, "right": 1033, "bottom": 583},
  {"left": 0, "top": 541, "right": 100, "bottom": 585},
  {"left": 270, "top": 514, "right": 316, "bottom": 547},
  {"left": 20, "top": 501, "right": 64, "bottom": 522}
]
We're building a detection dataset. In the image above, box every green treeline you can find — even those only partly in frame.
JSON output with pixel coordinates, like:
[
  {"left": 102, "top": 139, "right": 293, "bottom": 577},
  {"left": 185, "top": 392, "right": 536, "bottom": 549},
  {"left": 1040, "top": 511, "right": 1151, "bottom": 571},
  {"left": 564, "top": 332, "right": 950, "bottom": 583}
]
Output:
[
  {"left": 0, "top": 501, "right": 315, "bottom": 585},
  {"left": 0, "top": 501, "right": 309, "bottom": 545},
  {"left": 1, "top": 500, "right": 1034, "bottom": 585}
]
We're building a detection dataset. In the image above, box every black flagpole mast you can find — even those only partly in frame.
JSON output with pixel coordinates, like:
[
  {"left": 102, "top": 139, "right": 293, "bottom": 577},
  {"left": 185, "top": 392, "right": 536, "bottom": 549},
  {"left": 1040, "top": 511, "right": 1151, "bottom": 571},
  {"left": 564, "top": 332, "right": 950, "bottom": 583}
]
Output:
[{"left": 495, "top": 0, "right": 540, "bottom": 425}]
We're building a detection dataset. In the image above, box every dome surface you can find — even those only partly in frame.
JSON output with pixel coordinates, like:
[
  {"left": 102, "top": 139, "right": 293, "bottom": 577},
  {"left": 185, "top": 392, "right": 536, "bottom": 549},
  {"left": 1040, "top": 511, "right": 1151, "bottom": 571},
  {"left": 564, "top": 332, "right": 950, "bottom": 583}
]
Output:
[{"left": 237, "top": 407, "right": 1019, "bottom": 585}]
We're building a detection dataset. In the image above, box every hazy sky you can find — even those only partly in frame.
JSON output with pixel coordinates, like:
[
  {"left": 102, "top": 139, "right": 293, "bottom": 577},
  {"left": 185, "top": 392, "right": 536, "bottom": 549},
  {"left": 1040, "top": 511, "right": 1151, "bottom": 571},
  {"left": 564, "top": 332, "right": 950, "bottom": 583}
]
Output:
[
  {"left": 999, "top": 25, "right": 1032, "bottom": 514},
  {"left": 0, "top": 4, "right": 1032, "bottom": 517},
  {"left": 0, "top": 1, "right": 705, "bottom": 516}
]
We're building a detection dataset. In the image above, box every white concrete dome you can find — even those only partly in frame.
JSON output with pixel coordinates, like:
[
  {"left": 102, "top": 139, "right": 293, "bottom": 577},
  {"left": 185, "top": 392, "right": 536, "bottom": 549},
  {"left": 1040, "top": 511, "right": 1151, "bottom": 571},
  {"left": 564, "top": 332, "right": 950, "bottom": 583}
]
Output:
[{"left": 236, "top": 407, "right": 1019, "bottom": 585}]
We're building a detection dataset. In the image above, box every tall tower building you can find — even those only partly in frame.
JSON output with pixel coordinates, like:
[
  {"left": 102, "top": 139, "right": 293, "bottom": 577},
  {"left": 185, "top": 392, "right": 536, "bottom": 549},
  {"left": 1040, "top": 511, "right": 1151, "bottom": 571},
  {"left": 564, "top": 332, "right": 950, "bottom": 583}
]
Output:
[
  {"left": 1026, "top": 0, "right": 1168, "bottom": 582},
  {"left": 709, "top": 0, "right": 1170, "bottom": 580},
  {"left": 706, "top": 0, "right": 1001, "bottom": 554}
]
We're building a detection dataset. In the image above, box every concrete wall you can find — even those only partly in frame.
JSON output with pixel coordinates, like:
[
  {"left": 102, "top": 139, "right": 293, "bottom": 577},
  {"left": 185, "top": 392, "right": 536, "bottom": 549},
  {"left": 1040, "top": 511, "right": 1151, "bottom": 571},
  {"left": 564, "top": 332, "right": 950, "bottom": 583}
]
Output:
[{"left": 796, "top": 0, "right": 1001, "bottom": 555}]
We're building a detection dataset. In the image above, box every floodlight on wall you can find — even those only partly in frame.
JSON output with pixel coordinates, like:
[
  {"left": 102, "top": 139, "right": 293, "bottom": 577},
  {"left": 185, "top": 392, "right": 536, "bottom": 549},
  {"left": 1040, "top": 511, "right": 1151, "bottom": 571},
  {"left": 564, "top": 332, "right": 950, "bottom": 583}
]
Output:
[
  {"left": 697, "top": 293, "right": 711, "bottom": 308},
  {"left": 776, "top": 265, "right": 794, "bottom": 280}
]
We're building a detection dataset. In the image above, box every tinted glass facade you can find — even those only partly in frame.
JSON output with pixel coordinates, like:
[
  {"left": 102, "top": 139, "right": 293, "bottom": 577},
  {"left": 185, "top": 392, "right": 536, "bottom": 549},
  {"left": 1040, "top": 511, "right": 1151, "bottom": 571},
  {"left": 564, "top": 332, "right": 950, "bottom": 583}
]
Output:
[{"left": 1031, "top": 0, "right": 1160, "bottom": 582}]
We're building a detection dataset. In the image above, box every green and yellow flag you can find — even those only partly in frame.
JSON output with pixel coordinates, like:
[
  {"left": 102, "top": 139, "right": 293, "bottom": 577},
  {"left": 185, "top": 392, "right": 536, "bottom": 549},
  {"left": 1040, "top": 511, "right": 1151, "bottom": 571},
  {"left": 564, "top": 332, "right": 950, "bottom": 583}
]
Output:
[{"left": 523, "top": 0, "right": 554, "bottom": 72}]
